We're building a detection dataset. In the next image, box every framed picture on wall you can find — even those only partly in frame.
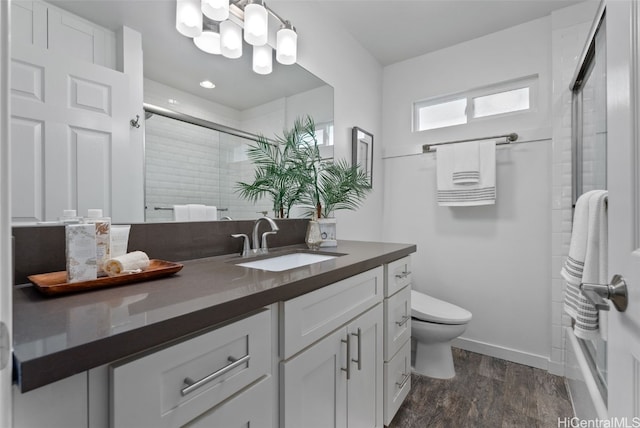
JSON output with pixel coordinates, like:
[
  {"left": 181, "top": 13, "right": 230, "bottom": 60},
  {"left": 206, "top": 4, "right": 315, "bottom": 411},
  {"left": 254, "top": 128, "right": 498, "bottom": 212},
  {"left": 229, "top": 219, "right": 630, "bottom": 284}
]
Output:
[{"left": 352, "top": 126, "right": 373, "bottom": 188}]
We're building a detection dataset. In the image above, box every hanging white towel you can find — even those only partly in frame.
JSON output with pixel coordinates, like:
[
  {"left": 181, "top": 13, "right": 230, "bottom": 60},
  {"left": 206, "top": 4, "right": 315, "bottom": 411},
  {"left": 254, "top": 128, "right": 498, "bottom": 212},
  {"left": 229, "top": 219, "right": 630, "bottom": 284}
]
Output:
[
  {"left": 562, "top": 190, "right": 608, "bottom": 340},
  {"left": 451, "top": 141, "right": 480, "bottom": 185},
  {"left": 437, "top": 140, "right": 496, "bottom": 206},
  {"left": 205, "top": 206, "right": 218, "bottom": 221},
  {"left": 187, "top": 204, "right": 207, "bottom": 221},
  {"left": 173, "top": 205, "right": 189, "bottom": 222}
]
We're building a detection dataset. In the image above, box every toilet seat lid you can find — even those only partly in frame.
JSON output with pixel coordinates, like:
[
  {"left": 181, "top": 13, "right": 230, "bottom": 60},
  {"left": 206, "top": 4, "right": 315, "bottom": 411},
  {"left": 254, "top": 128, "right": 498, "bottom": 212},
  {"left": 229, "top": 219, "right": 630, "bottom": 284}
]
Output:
[{"left": 411, "top": 290, "right": 472, "bottom": 324}]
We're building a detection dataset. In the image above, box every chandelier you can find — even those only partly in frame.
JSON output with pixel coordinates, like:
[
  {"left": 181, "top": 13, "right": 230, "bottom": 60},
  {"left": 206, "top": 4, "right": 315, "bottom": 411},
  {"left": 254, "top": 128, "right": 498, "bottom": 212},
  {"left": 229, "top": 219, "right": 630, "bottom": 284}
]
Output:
[{"left": 176, "top": 0, "right": 298, "bottom": 75}]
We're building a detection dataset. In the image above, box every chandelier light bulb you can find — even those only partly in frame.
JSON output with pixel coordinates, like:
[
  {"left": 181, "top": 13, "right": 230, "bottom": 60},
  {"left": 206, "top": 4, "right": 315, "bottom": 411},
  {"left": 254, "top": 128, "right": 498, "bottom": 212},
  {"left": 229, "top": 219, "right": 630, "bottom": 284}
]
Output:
[
  {"left": 220, "top": 20, "right": 243, "bottom": 58},
  {"left": 244, "top": 0, "right": 268, "bottom": 46},
  {"left": 194, "top": 17, "right": 221, "bottom": 54},
  {"left": 176, "top": 0, "right": 202, "bottom": 37},
  {"left": 253, "top": 44, "right": 272, "bottom": 75},
  {"left": 194, "top": 31, "right": 221, "bottom": 54},
  {"left": 201, "top": 0, "right": 229, "bottom": 21},
  {"left": 276, "top": 22, "right": 297, "bottom": 65}
]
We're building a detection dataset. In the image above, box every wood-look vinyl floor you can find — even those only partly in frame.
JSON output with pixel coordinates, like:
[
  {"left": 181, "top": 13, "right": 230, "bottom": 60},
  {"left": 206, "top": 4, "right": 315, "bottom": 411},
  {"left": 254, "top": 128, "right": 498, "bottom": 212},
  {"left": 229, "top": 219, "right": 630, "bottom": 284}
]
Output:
[{"left": 388, "top": 348, "right": 574, "bottom": 428}]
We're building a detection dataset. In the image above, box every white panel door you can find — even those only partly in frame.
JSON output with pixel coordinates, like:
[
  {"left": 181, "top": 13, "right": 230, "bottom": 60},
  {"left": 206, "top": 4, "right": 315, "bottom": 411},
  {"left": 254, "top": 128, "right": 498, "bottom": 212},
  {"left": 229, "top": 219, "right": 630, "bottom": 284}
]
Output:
[
  {"left": 11, "top": 41, "right": 135, "bottom": 222},
  {"left": 606, "top": 0, "right": 640, "bottom": 419},
  {"left": 0, "top": 2, "right": 11, "bottom": 426}
]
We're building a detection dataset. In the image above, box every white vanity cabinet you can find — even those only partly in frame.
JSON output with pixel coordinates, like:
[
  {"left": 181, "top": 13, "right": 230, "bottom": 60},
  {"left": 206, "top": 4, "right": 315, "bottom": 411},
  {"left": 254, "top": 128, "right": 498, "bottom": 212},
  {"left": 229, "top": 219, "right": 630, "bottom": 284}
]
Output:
[
  {"left": 110, "top": 308, "right": 273, "bottom": 428},
  {"left": 383, "top": 256, "right": 412, "bottom": 426},
  {"left": 280, "top": 267, "right": 384, "bottom": 428}
]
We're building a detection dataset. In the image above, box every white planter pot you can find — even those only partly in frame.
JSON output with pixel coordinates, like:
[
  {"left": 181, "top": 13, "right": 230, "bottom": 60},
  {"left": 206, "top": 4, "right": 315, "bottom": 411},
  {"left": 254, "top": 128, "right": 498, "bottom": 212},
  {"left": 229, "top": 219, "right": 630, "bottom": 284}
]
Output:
[{"left": 317, "top": 218, "right": 337, "bottom": 247}]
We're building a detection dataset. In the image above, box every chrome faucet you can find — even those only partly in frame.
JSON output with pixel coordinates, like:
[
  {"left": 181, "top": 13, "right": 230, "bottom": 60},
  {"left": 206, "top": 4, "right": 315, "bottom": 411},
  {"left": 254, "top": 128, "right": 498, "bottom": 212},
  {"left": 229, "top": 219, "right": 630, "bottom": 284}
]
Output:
[{"left": 252, "top": 216, "right": 279, "bottom": 253}]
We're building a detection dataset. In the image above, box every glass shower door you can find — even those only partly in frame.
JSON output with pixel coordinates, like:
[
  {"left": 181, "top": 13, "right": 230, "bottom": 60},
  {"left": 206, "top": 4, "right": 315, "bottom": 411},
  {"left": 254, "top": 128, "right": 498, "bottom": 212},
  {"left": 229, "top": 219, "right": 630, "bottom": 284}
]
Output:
[{"left": 571, "top": 16, "right": 608, "bottom": 398}]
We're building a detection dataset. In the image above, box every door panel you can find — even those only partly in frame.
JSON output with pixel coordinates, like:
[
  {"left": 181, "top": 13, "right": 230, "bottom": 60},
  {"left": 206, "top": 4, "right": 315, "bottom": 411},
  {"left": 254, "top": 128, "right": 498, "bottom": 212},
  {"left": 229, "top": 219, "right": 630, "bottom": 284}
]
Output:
[
  {"left": 10, "top": 42, "right": 136, "bottom": 222},
  {"left": 606, "top": 0, "right": 640, "bottom": 418},
  {"left": 0, "top": 1, "right": 10, "bottom": 426}
]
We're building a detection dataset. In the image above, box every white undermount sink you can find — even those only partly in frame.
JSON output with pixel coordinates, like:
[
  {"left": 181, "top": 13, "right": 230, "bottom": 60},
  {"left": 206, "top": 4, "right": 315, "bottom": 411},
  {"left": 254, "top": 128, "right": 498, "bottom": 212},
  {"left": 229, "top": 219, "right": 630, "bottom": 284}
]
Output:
[{"left": 235, "top": 252, "right": 338, "bottom": 272}]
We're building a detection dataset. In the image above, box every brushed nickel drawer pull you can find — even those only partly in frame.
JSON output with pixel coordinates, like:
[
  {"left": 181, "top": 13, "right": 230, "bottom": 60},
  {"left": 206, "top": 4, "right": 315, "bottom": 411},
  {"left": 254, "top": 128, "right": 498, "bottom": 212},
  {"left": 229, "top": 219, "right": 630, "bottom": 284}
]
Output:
[
  {"left": 181, "top": 354, "right": 250, "bottom": 396},
  {"left": 351, "top": 328, "right": 362, "bottom": 371},
  {"left": 395, "top": 271, "right": 411, "bottom": 279},
  {"left": 341, "top": 335, "right": 351, "bottom": 380},
  {"left": 396, "top": 372, "right": 410, "bottom": 389},
  {"left": 396, "top": 315, "right": 410, "bottom": 327}
]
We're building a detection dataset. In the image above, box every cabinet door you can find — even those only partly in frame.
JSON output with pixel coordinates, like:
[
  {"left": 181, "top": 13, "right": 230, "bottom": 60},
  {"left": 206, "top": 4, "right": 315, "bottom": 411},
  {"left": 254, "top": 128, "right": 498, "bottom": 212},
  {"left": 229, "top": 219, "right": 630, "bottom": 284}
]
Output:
[
  {"left": 281, "top": 327, "right": 348, "bottom": 428},
  {"left": 13, "top": 372, "right": 88, "bottom": 428},
  {"left": 347, "top": 304, "right": 384, "bottom": 428}
]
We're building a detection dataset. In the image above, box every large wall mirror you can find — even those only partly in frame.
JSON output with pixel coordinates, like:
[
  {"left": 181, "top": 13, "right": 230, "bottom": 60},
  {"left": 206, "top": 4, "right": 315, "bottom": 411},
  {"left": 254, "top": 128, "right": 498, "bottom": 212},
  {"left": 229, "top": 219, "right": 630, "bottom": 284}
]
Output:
[{"left": 13, "top": 0, "right": 333, "bottom": 224}]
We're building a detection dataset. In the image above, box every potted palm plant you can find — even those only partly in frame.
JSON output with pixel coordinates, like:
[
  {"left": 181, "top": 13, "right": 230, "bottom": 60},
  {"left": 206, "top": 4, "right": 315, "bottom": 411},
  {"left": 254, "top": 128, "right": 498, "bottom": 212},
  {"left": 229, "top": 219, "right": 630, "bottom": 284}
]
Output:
[
  {"left": 236, "top": 116, "right": 371, "bottom": 243},
  {"left": 235, "top": 126, "right": 309, "bottom": 218}
]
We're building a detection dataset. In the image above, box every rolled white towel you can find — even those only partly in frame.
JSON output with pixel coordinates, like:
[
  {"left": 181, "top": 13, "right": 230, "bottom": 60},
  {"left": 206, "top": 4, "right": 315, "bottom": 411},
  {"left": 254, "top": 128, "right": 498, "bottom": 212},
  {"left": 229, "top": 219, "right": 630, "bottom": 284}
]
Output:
[{"left": 104, "top": 251, "right": 150, "bottom": 277}]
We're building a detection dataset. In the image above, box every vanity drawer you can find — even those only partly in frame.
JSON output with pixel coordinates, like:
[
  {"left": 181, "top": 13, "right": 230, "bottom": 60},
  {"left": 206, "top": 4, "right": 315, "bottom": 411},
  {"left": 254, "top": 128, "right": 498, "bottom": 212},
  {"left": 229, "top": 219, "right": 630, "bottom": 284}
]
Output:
[
  {"left": 281, "top": 267, "right": 383, "bottom": 359},
  {"left": 110, "top": 309, "right": 271, "bottom": 428},
  {"left": 383, "top": 339, "right": 411, "bottom": 426},
  {"left": 384, "top": 284, "right": 411, "bottom": 361},
  {"left": 385, "top": 256, "right": 412, "bottom": 297},
  {"left": 183, "top": 376, "right": 273, "bottom": 428}
]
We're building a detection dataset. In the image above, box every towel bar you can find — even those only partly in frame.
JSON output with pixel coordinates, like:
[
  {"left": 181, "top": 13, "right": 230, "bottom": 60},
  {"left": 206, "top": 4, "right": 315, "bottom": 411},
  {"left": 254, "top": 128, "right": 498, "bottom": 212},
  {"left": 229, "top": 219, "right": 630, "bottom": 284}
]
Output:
[{"left": 422, "top": 132, "right": 518, "bottom": 152}]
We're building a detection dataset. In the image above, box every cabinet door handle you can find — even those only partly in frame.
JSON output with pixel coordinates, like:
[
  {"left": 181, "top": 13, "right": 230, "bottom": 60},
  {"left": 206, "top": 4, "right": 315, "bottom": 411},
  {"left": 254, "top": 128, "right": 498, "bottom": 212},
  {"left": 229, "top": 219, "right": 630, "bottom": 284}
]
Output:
[
  {"left": 341, "top": 335, "right": 351, "bottom": 380},
  {"left": 395, "top": 270, "right": 412, "bottom": 279},
  {"left": 181, "top": 354, "right": 250, "bottom": 396},
  {"left": 351, "top": 328, "right": 362, "bottom": 371},
  {"left": 396, "top": 372, "right": 410, "bottom": 389},
  {"left": 396, "top": 315, "right": 410, "bottom": 327}
]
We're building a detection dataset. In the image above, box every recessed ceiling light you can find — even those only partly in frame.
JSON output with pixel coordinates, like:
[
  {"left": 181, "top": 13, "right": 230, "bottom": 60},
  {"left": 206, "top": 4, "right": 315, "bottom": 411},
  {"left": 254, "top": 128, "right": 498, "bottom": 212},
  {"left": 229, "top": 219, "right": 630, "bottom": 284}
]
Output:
[
  {"left": 168, "top": 98, "right": 179, "bottom": 105},
  {"left": 200, "top": 80, "right": 216, "bottom": 89}
]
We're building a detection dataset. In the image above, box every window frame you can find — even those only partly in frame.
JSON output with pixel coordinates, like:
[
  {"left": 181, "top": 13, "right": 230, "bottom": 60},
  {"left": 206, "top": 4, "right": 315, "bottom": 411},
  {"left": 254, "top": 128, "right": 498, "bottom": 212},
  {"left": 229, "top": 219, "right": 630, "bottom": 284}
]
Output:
[{"left": 412, "top": 75, "right": 538, "bottom": 132}]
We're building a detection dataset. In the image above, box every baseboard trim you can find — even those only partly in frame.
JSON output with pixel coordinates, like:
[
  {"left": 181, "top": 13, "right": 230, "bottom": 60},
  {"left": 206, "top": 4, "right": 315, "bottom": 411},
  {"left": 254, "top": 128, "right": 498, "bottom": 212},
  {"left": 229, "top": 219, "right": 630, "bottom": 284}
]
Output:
[{"left": 452, "top": 337, "right": 550, "bottom": 371}]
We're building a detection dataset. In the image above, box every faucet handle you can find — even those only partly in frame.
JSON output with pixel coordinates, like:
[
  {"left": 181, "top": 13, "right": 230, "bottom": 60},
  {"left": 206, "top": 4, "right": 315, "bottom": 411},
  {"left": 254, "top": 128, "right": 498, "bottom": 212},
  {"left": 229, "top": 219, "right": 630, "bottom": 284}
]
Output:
[
  {"left": 261, "top": 230, "right": 278, "bottom": 250},
  {"left": 231, "top": 234, "right": 250, "bottom": 256}
]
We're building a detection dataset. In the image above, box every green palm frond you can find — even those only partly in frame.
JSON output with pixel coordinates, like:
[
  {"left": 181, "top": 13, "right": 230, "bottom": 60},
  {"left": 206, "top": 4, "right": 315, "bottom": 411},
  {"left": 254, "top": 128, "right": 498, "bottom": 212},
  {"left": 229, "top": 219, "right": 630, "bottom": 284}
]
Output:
[{"left": 236, "top": 115, "right": 371, "bottom": 218}]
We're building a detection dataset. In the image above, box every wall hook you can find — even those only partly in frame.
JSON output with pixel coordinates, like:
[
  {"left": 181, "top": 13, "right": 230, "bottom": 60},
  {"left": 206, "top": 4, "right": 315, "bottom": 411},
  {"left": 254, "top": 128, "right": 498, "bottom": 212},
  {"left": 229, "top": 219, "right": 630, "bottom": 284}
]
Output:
[{"left": 130, "top": 115, "right": 141, "bottom": 128}]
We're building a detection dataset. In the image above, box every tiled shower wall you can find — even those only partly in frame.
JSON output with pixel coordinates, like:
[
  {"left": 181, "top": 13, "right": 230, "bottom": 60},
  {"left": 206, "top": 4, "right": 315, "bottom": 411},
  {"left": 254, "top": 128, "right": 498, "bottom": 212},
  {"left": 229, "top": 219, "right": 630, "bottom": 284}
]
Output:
[
  {"left": 550, "top": 12, "right": 595, "bottom": 375},
  {"left": 144, "top": 114, "right": 271, "bottom": 222}
]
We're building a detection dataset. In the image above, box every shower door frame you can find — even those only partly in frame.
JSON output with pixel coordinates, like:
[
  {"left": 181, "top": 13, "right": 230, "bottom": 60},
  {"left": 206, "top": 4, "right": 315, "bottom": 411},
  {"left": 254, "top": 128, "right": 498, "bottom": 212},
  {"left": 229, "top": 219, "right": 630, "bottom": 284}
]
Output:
[{"left": 569, "top": 1, "right": 608, "bottom": 404}]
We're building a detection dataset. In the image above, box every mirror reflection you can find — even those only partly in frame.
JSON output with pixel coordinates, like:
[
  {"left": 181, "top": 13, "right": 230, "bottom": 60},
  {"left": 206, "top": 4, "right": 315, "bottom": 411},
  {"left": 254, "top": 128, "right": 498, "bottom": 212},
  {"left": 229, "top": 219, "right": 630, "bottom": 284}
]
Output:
[
  {"left": 144, "top": 109, "right": 273, "bottom": 222},
  {"left": 11, "top": 0, "right": 334, "bottom": 224}
]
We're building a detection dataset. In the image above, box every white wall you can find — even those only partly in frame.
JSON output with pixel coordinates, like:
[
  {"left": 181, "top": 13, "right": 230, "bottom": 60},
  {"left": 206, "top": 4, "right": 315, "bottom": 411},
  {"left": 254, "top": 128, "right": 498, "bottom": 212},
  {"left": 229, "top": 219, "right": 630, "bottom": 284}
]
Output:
[
  {"left": 270, "top": 2, "right": 385, "bottom": 240},
  {"left": 382, "top": 18, "right": 554, "bottom": 368}
]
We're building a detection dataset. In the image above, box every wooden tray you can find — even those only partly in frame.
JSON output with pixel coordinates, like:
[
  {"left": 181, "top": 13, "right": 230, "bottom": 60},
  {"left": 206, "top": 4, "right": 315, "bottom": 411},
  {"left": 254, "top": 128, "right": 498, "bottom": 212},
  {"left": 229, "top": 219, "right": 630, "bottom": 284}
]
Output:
[{"left": 28, "top": 259, "right": 184, "bottom": 296}]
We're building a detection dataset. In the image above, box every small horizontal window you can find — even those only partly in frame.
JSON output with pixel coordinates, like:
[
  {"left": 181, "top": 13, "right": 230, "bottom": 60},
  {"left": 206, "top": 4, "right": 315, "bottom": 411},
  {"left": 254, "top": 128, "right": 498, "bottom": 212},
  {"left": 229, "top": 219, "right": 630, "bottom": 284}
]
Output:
[
  {"left": 413, "top": 76, "right": 536, "bottom": 132},
  {"left": 473, "top": 87, "right": 529, "bottom": 118},
  {"left": 416, "top": 98, "right": 467, "bottom": 131}
]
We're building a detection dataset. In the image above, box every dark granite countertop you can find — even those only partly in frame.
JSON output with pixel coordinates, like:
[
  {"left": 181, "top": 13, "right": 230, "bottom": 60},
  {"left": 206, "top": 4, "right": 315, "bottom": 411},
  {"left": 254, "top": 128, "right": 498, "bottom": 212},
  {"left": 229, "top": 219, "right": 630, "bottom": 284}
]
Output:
[{"left": 13, "top": 240, "right": 416, "bottom": 392}]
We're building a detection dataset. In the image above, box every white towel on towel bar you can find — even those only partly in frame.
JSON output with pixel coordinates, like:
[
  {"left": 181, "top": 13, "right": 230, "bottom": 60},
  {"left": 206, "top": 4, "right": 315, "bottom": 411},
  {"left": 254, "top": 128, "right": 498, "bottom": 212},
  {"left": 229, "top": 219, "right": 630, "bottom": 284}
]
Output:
[
  {"left": 187, "top": 204, "right": 207, "bottom": 221},
  {"left": 451, "top": 141, "right": 480, "bottom": 184},
  {"left": 205, "top": 206, "right": 218, "bottom": 221},
  {"left": 173, "top": 205, "right": 189, "bottom": 222},
  {"left": 436, "top": 140, "right": 496, "bottom": 206},
  {"left": 562, "top": 190, "right": 608, "bottom": 340}
]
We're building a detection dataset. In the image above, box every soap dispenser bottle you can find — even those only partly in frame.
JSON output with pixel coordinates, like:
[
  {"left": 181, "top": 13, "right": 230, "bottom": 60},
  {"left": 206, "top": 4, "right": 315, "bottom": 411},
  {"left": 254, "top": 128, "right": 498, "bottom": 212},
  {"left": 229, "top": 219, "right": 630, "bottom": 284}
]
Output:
[{"left": 85, "top": 209, "right": 111, "bottom": 276}]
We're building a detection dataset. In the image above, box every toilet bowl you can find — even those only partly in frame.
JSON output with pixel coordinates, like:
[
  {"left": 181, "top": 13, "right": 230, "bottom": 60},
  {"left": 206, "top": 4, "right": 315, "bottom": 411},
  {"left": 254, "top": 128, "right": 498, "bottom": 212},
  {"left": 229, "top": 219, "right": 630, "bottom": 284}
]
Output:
[{"left": 411, "top": 290, "right": 472, "bottom": 379}]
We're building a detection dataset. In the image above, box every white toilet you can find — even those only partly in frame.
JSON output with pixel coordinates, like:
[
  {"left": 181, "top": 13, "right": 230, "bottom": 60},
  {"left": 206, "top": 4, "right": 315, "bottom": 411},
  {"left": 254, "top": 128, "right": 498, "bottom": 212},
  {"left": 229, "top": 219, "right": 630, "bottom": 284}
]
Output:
[{"left": 411, "top": 290, "right": 472, "bottom": 379}]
